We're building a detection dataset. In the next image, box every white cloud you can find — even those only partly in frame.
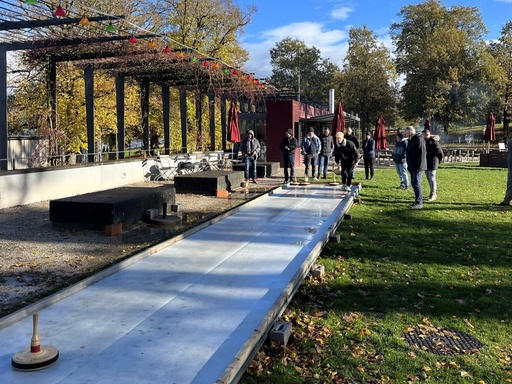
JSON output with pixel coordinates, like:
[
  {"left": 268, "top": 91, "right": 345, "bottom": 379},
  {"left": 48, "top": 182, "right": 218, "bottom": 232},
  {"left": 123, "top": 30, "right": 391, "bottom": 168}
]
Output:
[
  {"left": 330, "top": 6, "right": 353, "bottom": 20},
  {"left": 241, "top": 22, "right": 350, "bottom": 78}
]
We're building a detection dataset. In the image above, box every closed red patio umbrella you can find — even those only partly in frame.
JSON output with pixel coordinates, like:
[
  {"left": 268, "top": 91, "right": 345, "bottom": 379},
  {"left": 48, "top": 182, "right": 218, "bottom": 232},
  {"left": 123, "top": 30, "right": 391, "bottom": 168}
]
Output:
[
  {"left": 374, "top": 115, "right": 387, "bottom": 150},
  {"left": 227, "top": 101, "right": 241, "bottom": 144},
  {"left": 424, "top": 119, "right": 431, "bottom": 131},
  {"left": 483, "top": 112, "right": 496, "bottom": 142},
  {"left": 331, "top": 103, "right": 345, "bottom": 133}
]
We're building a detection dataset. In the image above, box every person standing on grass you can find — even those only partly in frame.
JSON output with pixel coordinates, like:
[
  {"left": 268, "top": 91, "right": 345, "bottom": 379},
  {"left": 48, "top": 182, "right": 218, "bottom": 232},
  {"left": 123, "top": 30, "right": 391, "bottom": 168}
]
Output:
[
  {"left": 318, "top": 127, "right": 334, "bottom": 179},
  {"left": 345, "top": 127, "right": 360, "bottom": 179},
  {"left": 362, "top": 131, "right": 376, "bottom": 180},
  {"left": 423, "top": 127, "right": 444, "bottom": 201},
  {"left": 301, "top": 127, "right": 321, "bottom": 182},
  {"left": 279, "top": 129, "right": 298, "bottom": 184},
  {"left": 392, "top": 132, "right": 409, "bottom": 189},
  {"left": 405, "top": 126, "right": 427, "bottom": 209},
  {"left": 240, "top": 130, "right": 261, "bottom": 183},
  {"left": 498, "top": 138, "right": 512, "bottom": 206},
  {"left": 333, "top": 131, "right": 359, "bottom": 192}
]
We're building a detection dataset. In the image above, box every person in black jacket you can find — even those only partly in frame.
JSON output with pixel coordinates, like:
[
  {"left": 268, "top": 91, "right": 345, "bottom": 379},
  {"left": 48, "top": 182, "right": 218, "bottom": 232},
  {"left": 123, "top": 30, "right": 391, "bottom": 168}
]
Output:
[
  {"left": 333, "top": 131, "right": 359, "bottom": 192},
  {"left": 318, "top": 127, "right": 334, "bottom": 179},
  {"left": 405, "top": 126, "right": 427, "bottom": 209},
  {"left": 279, "top": 129, "right": 298, "bottom": 184},
  {"left": 423, "top": 128, "right": 444, "bottom": 201},
  {"left": 392, "top": 132, "right": 409, "bottom": 189},
  {"left": 345, "top": 127, "right": 360, "bottom": 179},
  {"left": 362, "top": 131, "right": 376, "bottom": 180}
]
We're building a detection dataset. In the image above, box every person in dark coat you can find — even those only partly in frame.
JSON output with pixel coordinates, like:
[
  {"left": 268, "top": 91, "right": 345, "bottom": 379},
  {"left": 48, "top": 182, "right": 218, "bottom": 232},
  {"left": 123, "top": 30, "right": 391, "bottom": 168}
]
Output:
[
  {"left": 318, "top": 127, "right": 334, "bottom": 179},
  {"left": 423, "top": 128, "right": 444, "bottom": 201},
  {"left": 392, "top": 132, "right": 409, "bottom": 189},
  {"left": 345, "top": 127, "right": 360, "bottom": 178},
  {"left": 279, "top": 129, "right": 298, "bottom": 184},
  {"left": 405, "top": 126, "right": 427, "bottom": 209},
  {"left": 362, "top": 131, "right": 376, "bottom": 180},
  {"left": 240, "top": 130, "right": 261, "bottom": 183},
  {"left": 345, "top": 127, "right": 360, "bottom": 149},
  {"left": 300, "top": 127, "right": 321, "bottom": 181},
  {"left": 333, "top": 131, "right": 359, "bottom": 192}
]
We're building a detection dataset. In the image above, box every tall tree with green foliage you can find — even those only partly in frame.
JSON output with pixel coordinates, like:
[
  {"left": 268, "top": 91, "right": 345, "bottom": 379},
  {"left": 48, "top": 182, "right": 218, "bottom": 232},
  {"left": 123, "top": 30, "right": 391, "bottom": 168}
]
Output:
[
  {"left": 391, "top": 0, "right": 500, "bottom": 133},
  {"left": 335, "top": 26, "right": 399, "bottom": 133},
  {"left": 146, "top": 0, "right": 256, "bottom": 66},
  {"left": 269, "top": 37, "right": 338, "bottom": 106},
  {"left": 490, "top": 21, "right": 512, "bottom": 137}
]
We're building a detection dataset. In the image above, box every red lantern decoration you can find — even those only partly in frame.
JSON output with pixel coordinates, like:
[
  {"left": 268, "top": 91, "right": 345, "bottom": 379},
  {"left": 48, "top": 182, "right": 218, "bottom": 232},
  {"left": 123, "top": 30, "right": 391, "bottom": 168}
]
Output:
[
  {"left": 232, "top": 69, "right": 238, "bottom": 75},
  {"left": 163, "top": 46, "right": 171, "bottom": 54},
  {"left": 128, "top": 35, "right": 137, "bottom": 44},
  {"left": 203, "top": 61, "right": 210, "bottom": 67},
  {"left": 54, "top": 5, "right": 66, "bottom": 17}
]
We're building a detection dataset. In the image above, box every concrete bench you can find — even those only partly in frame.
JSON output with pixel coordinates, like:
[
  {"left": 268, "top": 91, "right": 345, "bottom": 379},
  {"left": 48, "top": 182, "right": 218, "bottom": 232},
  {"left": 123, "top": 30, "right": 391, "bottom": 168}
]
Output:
[
  {"left": 232, "top": 161, "right": 280, "bottom": 178},
  {"left": 50, "top": 185, "right": 176, "bottom": 230},
  {"left": 174, "top": 170, "right": 245, "bottom": 195}
]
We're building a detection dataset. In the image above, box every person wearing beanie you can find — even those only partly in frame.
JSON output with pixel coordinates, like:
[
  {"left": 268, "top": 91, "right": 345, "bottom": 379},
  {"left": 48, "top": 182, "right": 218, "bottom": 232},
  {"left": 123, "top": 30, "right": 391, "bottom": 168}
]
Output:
[
  {"left": 300, "top": 127, "right": 321, "bottom": 181},
  {"left": 423, "top": 127, "right": 444, "bottom": 201},
  {"left": 392, "top": 131, "right": 409, "bottom": 189},
  {"left": 240, "top": 129, "right": 261, "bottom": 183},
  {"left": 279, "top": 128, "right": 298, "bottom": 184},
  {"left": 318, "top": 127, "right": 334, "bottom": 179}
]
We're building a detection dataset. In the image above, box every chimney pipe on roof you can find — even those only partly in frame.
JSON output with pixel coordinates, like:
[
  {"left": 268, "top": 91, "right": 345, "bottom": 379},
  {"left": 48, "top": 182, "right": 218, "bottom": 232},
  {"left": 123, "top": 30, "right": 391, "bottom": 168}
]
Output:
[{"left": 329, "top": 89, "right": 334, "bottom": 114}]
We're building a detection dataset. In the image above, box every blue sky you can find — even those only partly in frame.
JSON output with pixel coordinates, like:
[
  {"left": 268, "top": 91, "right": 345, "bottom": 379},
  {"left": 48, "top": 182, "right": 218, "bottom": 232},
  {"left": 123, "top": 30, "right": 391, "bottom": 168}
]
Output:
[{"left": 234, "top": 0, "right": 512, "bottom": 79}]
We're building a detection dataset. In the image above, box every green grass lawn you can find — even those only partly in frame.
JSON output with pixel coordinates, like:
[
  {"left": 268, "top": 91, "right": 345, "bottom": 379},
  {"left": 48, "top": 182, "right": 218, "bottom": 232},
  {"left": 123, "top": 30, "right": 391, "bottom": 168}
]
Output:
[{"left": 242, "top": 163, "right": 512, "bottom": 384}]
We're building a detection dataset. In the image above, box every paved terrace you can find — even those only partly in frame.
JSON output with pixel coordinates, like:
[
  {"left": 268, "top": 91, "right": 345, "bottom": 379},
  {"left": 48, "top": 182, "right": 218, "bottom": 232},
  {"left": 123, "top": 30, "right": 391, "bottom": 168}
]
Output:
[{"left": 0, "top": 183, "right": 359, "bottom": 384}]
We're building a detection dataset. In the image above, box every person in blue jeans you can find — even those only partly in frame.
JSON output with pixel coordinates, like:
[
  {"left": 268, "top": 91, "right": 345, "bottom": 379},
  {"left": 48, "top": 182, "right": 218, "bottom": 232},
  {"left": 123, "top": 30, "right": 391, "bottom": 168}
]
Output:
[
  {"left": 362, "top": 131, "right": 376, "bottom": 180},
  {"left": 301, "top": 127, "right": 321, "bottom": 181},
  {"left": 279, "top": 129, "right": 298, "bottom": 183},
  {"left": 240, "top": 130, "right": 261, "bottom": 183},
  {"left": 318, "top": 127, "right": 334, "bottom": 179},
  {"left": 392, "top": 132, "right": 409, "bottom": 189},
  {"left": 405, "top": 126, "right": 427, "bottom": 209}
]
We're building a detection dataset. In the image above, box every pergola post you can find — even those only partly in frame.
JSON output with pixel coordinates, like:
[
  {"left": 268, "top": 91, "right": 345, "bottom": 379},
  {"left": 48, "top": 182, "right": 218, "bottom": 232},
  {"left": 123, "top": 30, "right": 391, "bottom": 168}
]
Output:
[
  {"left": 196, "top": 92, "right": 203, "bottom": 151},
  {"left": 209, "top": 91, "right": 215, "bottom": 151},
  {"left": 141, "top": 79, "right": 150, "bottom": 154},
  {"left": 84, "top": 64, "right": 95, "bottom": 163},
  {"left": 221, "top": 94, "right": 227, "bottom": 152},
  {"left": 162, "top": 84, "right": 170, "bottom": 155},
  {"left": 115, "top": 74, "right": 125, "bottom": 159},
  {"left": 0, "top": 47, "right": 7, "bottom": 171},
  {"left": 180, "top": 88, "right": 187, "bottom": 153}
]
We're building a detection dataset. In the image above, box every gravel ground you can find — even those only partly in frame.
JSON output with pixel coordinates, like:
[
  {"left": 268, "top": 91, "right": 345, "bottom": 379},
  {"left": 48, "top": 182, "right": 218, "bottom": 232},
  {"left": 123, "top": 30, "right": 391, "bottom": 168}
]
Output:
[{"left": 0, "top": 175, "right": 285, "bottom": 319}]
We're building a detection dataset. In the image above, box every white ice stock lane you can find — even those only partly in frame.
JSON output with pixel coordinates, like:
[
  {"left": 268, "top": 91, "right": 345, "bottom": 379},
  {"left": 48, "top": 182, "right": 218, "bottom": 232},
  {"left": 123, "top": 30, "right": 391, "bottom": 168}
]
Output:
[{"left": 0, "top": 183, "right": 361, "bottom": 384}]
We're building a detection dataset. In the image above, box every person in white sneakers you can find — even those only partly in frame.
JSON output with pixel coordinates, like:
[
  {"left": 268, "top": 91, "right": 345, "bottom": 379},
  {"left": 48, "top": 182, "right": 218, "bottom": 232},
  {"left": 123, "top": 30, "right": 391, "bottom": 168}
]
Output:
[
  {"left": 300, "top": 127, "right": 321, "bottom": 182},
  {"left": 423, "top": 128, "right": 444, "bottom": 201},
  {"left": 333, "top": 131, "right": 359, "bottom": 192}
]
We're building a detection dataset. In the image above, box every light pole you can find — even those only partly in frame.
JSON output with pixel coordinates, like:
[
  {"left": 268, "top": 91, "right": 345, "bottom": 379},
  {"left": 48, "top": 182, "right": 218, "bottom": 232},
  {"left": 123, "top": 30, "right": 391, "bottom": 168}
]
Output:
[{"left": 297, "top": 72, "right": 300, "bottom": 103}]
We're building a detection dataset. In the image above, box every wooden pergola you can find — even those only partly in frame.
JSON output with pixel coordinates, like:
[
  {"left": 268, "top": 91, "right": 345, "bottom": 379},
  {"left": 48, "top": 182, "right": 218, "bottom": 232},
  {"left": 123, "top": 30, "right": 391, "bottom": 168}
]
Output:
[{"left": 0, "top": 0, "right": 271, "bottom": 170}]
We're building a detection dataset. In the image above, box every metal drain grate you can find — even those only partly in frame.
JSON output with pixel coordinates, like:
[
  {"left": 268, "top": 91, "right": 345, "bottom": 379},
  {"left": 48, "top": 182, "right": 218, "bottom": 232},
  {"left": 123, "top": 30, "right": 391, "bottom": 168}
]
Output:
[{"left": 402, "top": 327, "right": 483, "bottom": 355}]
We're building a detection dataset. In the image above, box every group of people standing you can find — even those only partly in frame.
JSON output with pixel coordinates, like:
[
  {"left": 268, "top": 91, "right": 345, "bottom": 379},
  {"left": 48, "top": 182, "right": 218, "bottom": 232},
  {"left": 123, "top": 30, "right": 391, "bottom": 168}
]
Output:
[
  {"left": 279, "top": 126, "right": 360, "bottom": 192},
  {"left": 242, "top": 123, "right": 511, "bottom": 209},
  {"left": 277, "top": 124, "right": 445, "bottom": 208},
  {"left": 394, "top": 126, "right": 444, "bottom": 209}
]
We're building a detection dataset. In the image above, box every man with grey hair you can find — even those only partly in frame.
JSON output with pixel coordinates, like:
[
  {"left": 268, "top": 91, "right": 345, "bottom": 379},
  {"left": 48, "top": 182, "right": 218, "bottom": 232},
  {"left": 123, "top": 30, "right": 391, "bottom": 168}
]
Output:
[{"left": 405, "top": 126, "right": 427, "bottom": 209}]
